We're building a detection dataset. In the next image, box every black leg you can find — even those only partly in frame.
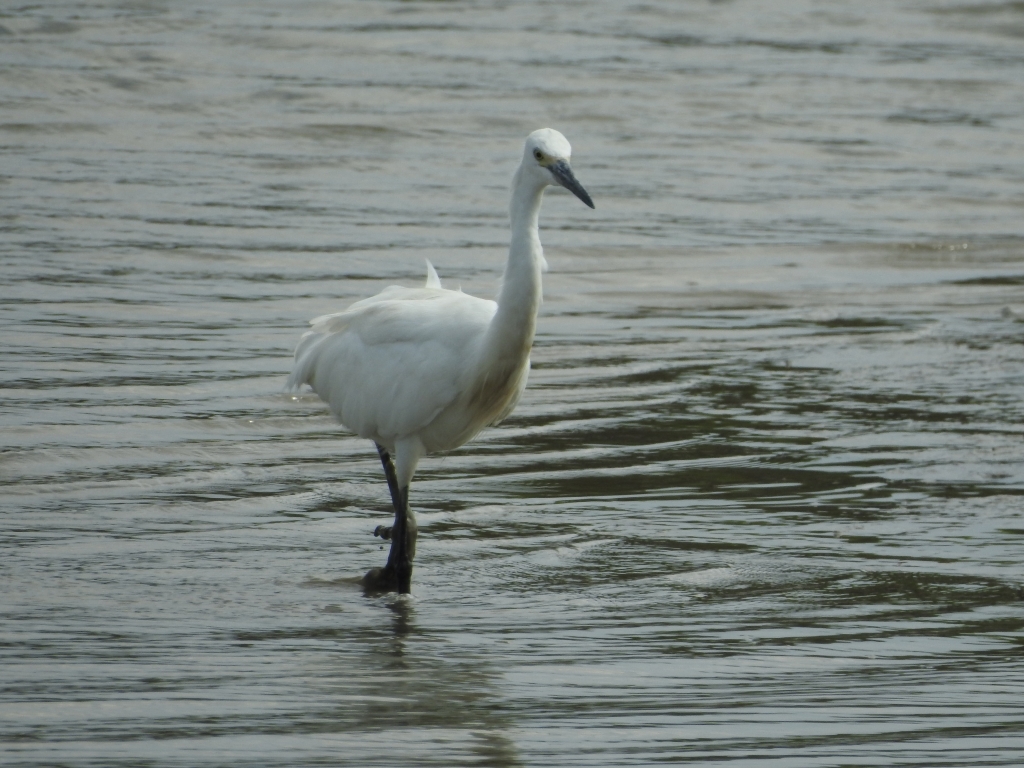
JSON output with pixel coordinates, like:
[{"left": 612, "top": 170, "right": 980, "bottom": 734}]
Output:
[
  {"left": 363, "top": 444, "right": 413, "bottom": 594},
  {"left": 376, "top": 443, "right": 403, "bottom": 524},
  {"left": 386, "top": 485, "right": 412, "bottom": 594}
]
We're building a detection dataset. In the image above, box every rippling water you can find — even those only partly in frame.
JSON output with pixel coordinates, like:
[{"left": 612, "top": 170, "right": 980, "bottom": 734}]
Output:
[{"left": 3, "top": 1, "right": 1024, "bottom": 765}]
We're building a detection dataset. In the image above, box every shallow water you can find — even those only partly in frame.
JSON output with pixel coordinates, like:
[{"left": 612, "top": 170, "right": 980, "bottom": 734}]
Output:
[{"left": 3, "top": 1, "right": 1024, "bottom": 766}]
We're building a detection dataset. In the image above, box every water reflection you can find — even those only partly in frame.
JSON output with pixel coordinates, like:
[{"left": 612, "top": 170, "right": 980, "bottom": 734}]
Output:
[
  {"left": 292, "top": 592, "right": 527, "bottom": 767},
  {"left": 386, "top": 597, "right": 413, "bottom": 651}
]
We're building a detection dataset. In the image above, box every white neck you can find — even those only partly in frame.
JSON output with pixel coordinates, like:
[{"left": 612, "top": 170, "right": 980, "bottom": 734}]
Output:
[{"left": 486, "top": 164, "right": 547, "bottom": 361}]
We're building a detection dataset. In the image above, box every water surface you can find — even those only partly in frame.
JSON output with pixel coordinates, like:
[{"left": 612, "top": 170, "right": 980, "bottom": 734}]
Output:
[{"left": 2, "top": 1, "right": 1024, "bottom": 765}]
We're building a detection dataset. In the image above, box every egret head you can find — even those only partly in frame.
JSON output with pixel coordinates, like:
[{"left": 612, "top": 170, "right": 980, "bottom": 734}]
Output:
[{"left": 523, "top": 128, "right": 595, "bottom": 209}]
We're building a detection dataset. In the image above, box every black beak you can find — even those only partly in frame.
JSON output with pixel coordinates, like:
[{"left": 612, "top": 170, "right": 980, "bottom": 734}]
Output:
[{"left": 549, "top": 159, "right": 595, "bottom": 209}]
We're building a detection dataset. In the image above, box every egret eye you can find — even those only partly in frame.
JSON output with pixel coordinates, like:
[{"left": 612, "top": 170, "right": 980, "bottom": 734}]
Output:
[{"left": 533, "top": 149, "right": 544, "bottom": 162}]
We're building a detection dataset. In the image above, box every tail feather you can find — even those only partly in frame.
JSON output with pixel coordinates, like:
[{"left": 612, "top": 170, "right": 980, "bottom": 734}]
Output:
[
  {"left": 287, "top": 330, "right": 323, "bottom": 391},
  {"left": 425, "top": 259, "right": 441, "bottom": 289}
]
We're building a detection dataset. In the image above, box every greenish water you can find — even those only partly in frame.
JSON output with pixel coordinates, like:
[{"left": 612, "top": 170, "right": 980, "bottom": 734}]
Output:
[{"left": 2, "top": 1, "right": 1023, "bottom": 765}]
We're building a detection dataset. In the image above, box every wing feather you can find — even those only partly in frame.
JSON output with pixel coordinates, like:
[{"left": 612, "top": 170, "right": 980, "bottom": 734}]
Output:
[{"left": 289, "top": 286, "right": 497, "bottom": 443}]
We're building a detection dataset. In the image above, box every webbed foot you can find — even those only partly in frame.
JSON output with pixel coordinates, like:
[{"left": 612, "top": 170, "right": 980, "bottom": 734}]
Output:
[
  {"left": 373, "top": 525, "right": 392, "bottom": 540},
  {"left": 361, "top": 563, "right": 412, "bottom": 595},
  {"left": 362, "top": 565, "right": 398, "bottom": 593}
]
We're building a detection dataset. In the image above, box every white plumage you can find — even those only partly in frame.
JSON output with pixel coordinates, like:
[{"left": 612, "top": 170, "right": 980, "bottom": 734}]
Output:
[
  {"left": 290, "top": 270, "right": 506, "bottom": 467},
  {"left": 288, "top": 128, "right": 594, "bottom": 592}
]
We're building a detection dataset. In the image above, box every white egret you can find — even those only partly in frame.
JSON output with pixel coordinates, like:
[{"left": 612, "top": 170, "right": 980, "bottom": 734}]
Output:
[{"left": 288, "top": 128, "right": 594, "bottom": 593}]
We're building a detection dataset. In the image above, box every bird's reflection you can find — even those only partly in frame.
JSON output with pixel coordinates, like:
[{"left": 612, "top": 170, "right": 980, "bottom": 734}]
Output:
[{"left": 387, "top": 596, "right": 414, "bottom": 642}]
